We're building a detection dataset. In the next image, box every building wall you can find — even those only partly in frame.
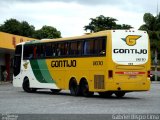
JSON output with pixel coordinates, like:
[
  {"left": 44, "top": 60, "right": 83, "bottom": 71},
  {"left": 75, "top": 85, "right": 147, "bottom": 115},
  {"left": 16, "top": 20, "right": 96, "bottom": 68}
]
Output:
[
  {"left": 0, "top": 32, "right": 35, "bottom": 49},
  {"left": 0, "top": 32, "right": 36, "bottom": 81}
]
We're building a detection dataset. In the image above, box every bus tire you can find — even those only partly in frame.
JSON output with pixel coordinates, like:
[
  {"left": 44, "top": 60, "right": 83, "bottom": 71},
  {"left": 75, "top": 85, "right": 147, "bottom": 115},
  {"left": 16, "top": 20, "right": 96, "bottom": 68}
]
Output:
[
  {"left": 50, "top": 89, "right": 61, "bottom": 93},
  {"left": 80, "top": 79, "right": 93, "bottom": 97},
  {"left": 98, "top": 91, "right": 113, "bottom": 98},
  {"left": 114, "top": 92, "right": 125, "bottom": 98},
  {"left": 22, "top": 78, "right": 37, "bottom": 93},
  {"left": 69, "top": 79, "right": 79, "bottom": 96}
]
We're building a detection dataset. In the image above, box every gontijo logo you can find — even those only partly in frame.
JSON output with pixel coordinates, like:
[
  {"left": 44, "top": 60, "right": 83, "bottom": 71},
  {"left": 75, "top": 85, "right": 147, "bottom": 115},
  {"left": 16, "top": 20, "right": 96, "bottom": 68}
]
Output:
[
  {"left": 23, "top": 62, "right": 29, "bottom": 69},
  {"left": 122, "top": 35, "right": 141, "bottom": 46}
]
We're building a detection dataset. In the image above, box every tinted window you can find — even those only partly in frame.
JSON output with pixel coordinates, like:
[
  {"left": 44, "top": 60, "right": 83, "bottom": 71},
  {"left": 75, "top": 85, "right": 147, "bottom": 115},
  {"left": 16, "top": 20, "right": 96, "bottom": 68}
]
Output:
[
  {"left": 13, "top": 45, "right": 22, "bottom": 76},
  {"left": 77, "top": 41, "right": 83, "bottom": 55},
  {"left": 94, "top": 37, "right": 106, "bottom": 55},
  {"left": 45, "top": 43, "right": 53, "bottom": 57},
  {"left": 36, "top": 44, "right": 43, "bottom": 58},
  {"left": 83, "top": 40, "right": 94, "bottom": 55},
  {"left": 70, "top": 42, "right": 77, "bottom": 55},
  {"left": 52, "top": 43, "right": 57, "bottom": 57},
  {"left": 15, "top": 45, "right": 22, "bottom": 55},
  {"left": 23, "top": 45, "right": 34, "bottom": 59},
  {"left": 22, "top": 36, "right": 106, "bottom": 59},
  {"left": 64, "top": 43, "right": 70, "bottom": 56}
]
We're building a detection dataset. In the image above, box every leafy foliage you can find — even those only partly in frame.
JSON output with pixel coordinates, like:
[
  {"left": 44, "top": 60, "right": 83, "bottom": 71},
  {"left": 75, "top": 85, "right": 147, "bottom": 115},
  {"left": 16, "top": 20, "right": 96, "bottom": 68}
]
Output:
[
  {"left": 139, "top": 13, "right": 160, "bottom": 52},
  {"left": 20, "top": 21, "right": 35, "bottom": 37},
  {"left": 84, "top": 15, "right": 132, "bottom": 32},
  {"left": 0, "top": 19, "right": 21, "bottom": 35},
  {"left": 33, "top": 25, "right": 61, "bottom": 39},
  {"left": 139, "top": 13, "right": 160, "bottom": 64},
  {"left": 0, "top": 18, "right": 61, "bottom": 39}
]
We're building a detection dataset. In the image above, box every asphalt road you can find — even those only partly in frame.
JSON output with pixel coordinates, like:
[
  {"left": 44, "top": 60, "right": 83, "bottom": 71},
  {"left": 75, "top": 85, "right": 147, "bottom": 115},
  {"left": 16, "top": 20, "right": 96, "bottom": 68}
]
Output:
[{"left": 0, "top": 83, "right": 160, "bottom": 119}]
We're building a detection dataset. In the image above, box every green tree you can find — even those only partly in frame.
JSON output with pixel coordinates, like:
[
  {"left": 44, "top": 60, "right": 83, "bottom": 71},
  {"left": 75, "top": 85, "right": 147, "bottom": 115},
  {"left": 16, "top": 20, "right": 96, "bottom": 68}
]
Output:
[
  {"left": 139, "top": 13, "right": 160, "bottom": 41},
  {"left": 20, "top": 21, "right": 35, "bottom": 37},
  {"left": 139, "top": 13, "right": 160, "bottom": 63},
  {"left": 0, "top": 18, "right": 61, "bottom": 39},
  {"left": 0, "top": 18, "right": 21, "bottom": 35},
  {"left": 139, "top": 13, "right": 156, "bottom": 31},
  {"left": 120, "top": 24, "right": 133, "bottom": 29},
  {"left": 0, "top": 18, "right": 35, "bottom": 37},
  {"left": 84, "top": 15, "right": 132, "bottom": 32},
  {"left": 34, "top": 25, "right": 61, "bottom": 39}
]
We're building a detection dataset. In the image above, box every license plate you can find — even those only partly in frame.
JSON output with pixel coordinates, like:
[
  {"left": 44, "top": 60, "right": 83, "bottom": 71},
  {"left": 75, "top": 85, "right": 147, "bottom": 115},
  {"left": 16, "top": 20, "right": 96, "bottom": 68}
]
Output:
[{"left": 129, "top": 75, "right": 137, "bottom": 78}]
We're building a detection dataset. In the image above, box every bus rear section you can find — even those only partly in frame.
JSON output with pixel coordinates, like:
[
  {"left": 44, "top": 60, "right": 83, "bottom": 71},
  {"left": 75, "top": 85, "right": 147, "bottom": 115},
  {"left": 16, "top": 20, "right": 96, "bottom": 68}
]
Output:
[{"left": 105, "top": 30, "right": 150, "bottom": 97}]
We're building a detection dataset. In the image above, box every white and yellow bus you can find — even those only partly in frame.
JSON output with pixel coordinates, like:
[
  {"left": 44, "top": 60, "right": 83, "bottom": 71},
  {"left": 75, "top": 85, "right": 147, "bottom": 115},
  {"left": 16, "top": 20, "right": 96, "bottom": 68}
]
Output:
[{"left": 13, "top": 30, "right": 151, "bottom": 97}]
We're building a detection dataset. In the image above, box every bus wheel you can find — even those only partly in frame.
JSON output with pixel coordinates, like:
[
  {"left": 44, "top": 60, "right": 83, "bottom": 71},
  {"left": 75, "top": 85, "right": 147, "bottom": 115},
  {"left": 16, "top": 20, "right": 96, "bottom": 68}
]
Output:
[
  {"left": 50, "top": 89, "right": 61, "bottom": 93},
  {"left": 114, "top": 92, "right": 125, "bottom": 98},
  {"left": 69, "top": 79, "right": 79, "bottom": 96},
  {"left": 98, "top": 91, "right": 113, "bottom": 98},
  {"left": 81, "top": 80, "right": 93, "bottom": 97},
  {"left": 23, "top": 78, "right": 37, "bottom": 93}
]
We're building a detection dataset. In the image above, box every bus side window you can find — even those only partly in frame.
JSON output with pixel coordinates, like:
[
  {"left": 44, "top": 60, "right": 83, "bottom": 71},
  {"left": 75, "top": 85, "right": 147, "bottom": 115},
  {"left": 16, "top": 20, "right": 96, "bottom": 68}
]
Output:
[
  {"left": 23, "top": 45, "right": 34, "bottom": 60},
  {"left": 94, "top": 37, "right": 106, "bottom": 55},
  {"left": 29, "top": 46, "right": 34, "bottom": 59},
  {"left": 42, "top": 45, "right": 46, "bottom": 57},
  {"left": 52, "top": 43, "right": 56, "bottom": 57},
  {"left": 83, "top": 40, "right": 94, "bottom": 55},
  {"left": 70, "top": 42, "right": 77, "bottom": 56},
  {"left": 56, "top": 43, "right": 61, "bottom": 56},
  {"left": 100, "top": 38, "right": 106, "bottom": 55},
  {"left": 77, "top": 41, "right": 83, "bottom": 55},
  {"left": 83, "top": 41, "right": 87, "bottom": 55},
  {"left": 44, "top": 43, "right": 52, "bottom": 57},
  {"left": 64, "top": 42, "right": 69, "bottom": 56},
  {"left": 33, "top": 46, "right": 37, "bottom": 59},
  {"left": 23, "top": 46, "right": 28, "bottom": 59},
  {"left": 36, "top": 44, "right": 42, "bottom": 59},
  {"left": 60, "top": 43, "right": 65, "bottom": 56}
]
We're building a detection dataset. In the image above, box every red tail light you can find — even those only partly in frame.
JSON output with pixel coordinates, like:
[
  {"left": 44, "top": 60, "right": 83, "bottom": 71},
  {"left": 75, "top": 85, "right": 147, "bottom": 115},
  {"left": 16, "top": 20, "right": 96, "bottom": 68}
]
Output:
[
  {"left": 147, "top": 71, "right": 150, "bottom": 78},
  {"left": 108, "top": 70, "right": 113, "bottom": 78}
]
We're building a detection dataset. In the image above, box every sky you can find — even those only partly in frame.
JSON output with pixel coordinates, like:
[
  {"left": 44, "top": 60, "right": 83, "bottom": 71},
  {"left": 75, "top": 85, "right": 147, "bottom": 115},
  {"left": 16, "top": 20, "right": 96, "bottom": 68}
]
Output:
[{"left": 0, "top": 0, "right": 159, "bottom": 37}]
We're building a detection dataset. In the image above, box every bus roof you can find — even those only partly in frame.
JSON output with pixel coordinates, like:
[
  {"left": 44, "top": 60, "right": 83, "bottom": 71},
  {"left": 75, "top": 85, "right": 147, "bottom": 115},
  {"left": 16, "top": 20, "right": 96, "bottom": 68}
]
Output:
[
  {"left": 40, "top": 30, "right": 111, "bottom": 43},
  {"left": 17, "top": 30, "right": 146, "bottom": 45}
]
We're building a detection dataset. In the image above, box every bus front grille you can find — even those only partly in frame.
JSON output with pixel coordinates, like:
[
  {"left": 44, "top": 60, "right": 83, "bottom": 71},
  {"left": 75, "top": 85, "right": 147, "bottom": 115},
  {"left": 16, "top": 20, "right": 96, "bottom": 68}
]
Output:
[{"left": 94, "top": 75, "right": 105, "bottom": 89}]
